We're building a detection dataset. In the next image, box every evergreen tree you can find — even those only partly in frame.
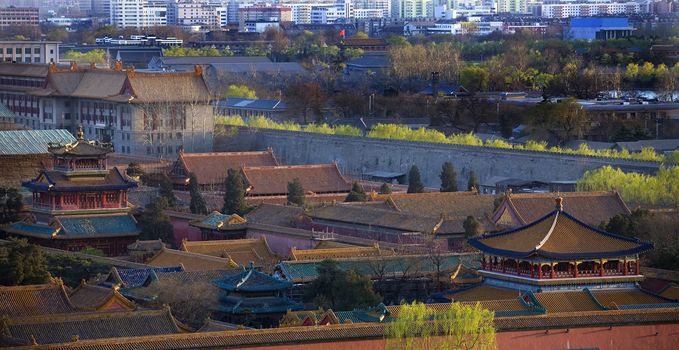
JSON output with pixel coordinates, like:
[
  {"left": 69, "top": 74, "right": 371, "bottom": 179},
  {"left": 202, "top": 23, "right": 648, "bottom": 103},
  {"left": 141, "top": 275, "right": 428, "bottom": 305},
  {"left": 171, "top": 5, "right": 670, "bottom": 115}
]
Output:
[
  {"left": 463, "top": 215, "right": 481, "bottom": 237},
  {"left": 304, "top": 259, "right": 382, "bottom": 310},
  {"left": 138, "top": 196, "right": 175, "bottom": 247},
  {"left": 0, "top": 187, "right": 23, "bottom": 224},
  {"left": 0, "top": 239, "right": 49, "bottom": 286},
  {"left": 287, "top": 178, "right": 306, "bottom": 206},
  {"left": 379, "top": 183, "right": 392, "bottom": 194},
  {"left": 439, "top": 162, "right": 457, "bottom": 192},
  {"left": 222, "top": 168, "right": 247, "bottom": 215},
  {"left": 407, "top": 165, "right": 424, "bottom": 193},
  {"left": 188, "top": 172, "right": 208, "bottom": 215},
  {"left": 467, "top": 170, "right": 479, "bottom": 191},
  {"left": 345, "top": 182, "right": 368, "bottom": 202},
  {"left": 158, "top": 174, "right": 176, "bottom": 207}
]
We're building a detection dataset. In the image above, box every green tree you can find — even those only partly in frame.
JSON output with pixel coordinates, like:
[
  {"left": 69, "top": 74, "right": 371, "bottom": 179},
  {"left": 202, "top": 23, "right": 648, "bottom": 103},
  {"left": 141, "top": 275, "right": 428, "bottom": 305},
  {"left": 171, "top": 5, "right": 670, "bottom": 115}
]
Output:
[
  {"left": 138, "top": 196, "right": 175, "bottom": 247},
  {"left": 222, "top": 168, "right": 247, "bottom": 215},
  {"left": 603, "top": 210, "right": 649, "bottom": 237},
  {"left": 158, "top": 174, "right": 176, "bottom": 208},
  {"left": 379, "top": 183, "right": 392, "bottom": 194},
  {"left": 0, "top": 187, "right": 23, "bottom": 224},
  {"left": 353, "top": 31, "right": 369, "bottom": 39},
  {"left": 468, "top": 170, "right": 479, "bottom": 191},
  {"left": 63, "top": 49, "right": 106, "bottom": 64},
  {"left": 304, "top": 259, "right": 381, "bottom": 310},
  {"left": 439, "top": 162, "right": 458, "bottom": 192},
  {"left": 188, "top": 173, "right": 208, "bottom": 215},
  {"left": 287, "top": 178, "right": 306, "bottom": 206},
  {"left": 0, "top": 239, "right": 49, "bottom": 286},
  {"left": 460, "top": 65, "right": 490, "bottom": 92},
  {"left": 385, "top": 301, "right": 496, "bottom": 350},
  {"left": 224, "top": 85, "right": 257, "bottom": 99},
  {"left": 463, "top": 216, "right": 482, "bottom": 237},
  {"left": 345, "top": 182, "right": 368, "bottom": 202},
  {"left": 408, "top": 165, "right": 425, "bottom": 194}
]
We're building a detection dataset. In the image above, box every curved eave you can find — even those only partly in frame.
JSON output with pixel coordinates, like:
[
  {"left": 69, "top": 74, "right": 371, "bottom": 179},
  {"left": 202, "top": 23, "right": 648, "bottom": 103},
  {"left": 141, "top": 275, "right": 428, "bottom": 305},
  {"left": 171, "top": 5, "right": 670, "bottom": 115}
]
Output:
[
  {"left": 22, "top": 182, "right": 138, "bottom": 192},
  {"left": 468, "top": 239, "right": 654, "bottom": 260}
]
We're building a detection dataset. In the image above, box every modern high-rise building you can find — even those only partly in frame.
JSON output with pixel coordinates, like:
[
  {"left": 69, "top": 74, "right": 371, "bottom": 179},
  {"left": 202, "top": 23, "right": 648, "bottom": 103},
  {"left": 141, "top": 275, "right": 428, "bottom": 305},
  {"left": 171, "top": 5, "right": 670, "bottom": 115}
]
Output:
[
  {"left": 398, "top": 0, "right": 434, "bottom": 18},
  {"left": 167, "top": 0, "right": 227, "bottom": 28},
  {"left": 0, "top": 7, "right": 39, "bottom": 28},
  {"left": 110, "top": 0, "right": 168, "bottom": 28}
]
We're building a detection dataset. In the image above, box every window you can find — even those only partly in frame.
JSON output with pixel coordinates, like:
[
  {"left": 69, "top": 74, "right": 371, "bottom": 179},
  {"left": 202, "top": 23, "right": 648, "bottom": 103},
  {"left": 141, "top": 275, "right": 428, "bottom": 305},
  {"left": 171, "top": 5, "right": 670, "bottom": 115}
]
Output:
[
  {"left": 24, "top": 48, "right": 31, "bottom": 54},
  {"left": 50, "top": 49, "right": 53, "bottom": 54},
  {"left": 6, "top": 48, "right": 11, "bottom": 54},
  {"left": 34, "top": 48, "right": 40, "bottom": 54},
  {"left": 34, "top": 57, "right": 40, "bottom": 63},
  {"left": 0, "top": 48, "right": 3, "bottom": 54}
]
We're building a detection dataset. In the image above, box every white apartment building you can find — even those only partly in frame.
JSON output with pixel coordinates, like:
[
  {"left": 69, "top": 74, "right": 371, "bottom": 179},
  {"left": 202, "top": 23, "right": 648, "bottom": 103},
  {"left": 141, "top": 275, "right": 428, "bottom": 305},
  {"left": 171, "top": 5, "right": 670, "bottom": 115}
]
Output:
[
  {"left": 354, "top": 8, "right": 385, "bottom": 18},
  {"left": 110, "top": 0, "right": 168, "bottom": 28},
  {"left": 311, "top": 5, "right": 348, "bottom": 23},
  {"left": 0, "top": 41, "right": 60, "bottom": 64},
  {"left": 540, "top": 0, "right": 648, "bottom": 18},
  {"left": 497, "top": 0, "right": 527, "bottom": 13}
]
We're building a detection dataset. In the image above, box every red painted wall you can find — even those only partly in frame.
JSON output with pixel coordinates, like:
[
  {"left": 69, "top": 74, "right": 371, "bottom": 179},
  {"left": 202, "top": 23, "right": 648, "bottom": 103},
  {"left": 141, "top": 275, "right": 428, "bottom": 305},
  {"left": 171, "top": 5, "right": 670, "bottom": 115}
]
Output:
[
  {"left": 170, "top": 217, "right": 202, "bottom": 244},
  {"left": 227, "top": 324, "right": 679, "bottom": 350}
]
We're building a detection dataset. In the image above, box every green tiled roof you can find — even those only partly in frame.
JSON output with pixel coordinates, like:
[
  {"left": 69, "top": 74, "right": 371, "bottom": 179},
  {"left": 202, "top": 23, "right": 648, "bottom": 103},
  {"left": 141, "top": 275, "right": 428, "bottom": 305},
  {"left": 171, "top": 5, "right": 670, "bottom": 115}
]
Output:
[
  {"left": 279, "top": 253, "right": 480, "bottom": 283},
  {"left": 214, "top": 295, "right": 302, "bottom": 314},
  {"left": 5, "top": 221, "right": 58, "bottom": 237},
  {"left": 56, "top": 215, "right": 139, "bottom": 238},
  {"left": 0, "top": 129, "right": 75, "bottom": 155}
]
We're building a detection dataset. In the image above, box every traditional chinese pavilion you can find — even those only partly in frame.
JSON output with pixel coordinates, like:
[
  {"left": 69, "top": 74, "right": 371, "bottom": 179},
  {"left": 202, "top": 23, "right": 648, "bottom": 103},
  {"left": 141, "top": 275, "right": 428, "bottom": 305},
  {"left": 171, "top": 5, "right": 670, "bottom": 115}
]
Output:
[
  {"left": 3, "top": 128, "right": 139, "bottom": 256},
  {"left": 468, "top": 197, "right": 653, "bottom": 292},
  {"left": 212, "top": 263, "right": 302, "bottom": 328}
]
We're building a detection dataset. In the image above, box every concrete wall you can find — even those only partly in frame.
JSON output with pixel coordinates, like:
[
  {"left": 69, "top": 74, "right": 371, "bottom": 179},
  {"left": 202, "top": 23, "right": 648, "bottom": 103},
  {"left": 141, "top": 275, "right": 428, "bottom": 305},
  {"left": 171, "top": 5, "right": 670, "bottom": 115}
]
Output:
[{"left": 214, "top": 126, "right": 663, "bottom": 189}]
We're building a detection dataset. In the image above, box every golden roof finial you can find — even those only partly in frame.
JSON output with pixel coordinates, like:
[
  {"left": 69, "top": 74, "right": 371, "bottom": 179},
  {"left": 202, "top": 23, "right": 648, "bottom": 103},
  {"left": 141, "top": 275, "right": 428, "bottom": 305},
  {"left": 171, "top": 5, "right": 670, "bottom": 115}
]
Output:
[{"left": 76, "top": 126, "right": 84, "bottom": 140}]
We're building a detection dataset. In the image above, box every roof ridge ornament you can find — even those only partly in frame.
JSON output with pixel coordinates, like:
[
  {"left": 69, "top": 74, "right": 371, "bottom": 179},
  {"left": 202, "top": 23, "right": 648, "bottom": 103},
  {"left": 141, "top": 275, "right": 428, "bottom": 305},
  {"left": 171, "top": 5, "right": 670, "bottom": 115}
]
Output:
[
  {"left": 76, "top": 126, "right": 84, "bottom": 140},
  {"left": 555, "top": 196, "right": 563, "bottom": 211}
]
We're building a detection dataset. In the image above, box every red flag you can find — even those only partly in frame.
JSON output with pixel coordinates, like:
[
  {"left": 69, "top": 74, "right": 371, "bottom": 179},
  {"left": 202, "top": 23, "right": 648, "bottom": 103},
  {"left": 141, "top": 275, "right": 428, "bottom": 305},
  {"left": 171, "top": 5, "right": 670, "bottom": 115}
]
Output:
[{"left": 339, "top": 29, "right": 345, "bottom": 38}]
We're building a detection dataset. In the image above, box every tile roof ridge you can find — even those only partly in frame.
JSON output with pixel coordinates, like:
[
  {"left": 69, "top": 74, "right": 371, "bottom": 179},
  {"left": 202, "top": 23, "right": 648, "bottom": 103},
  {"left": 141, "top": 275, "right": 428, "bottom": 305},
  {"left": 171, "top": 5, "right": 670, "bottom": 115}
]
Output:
[
  {"left": 151, "top": 247, "right": 238, "bottom": 262},
  {"left": 181, "top": 151, "right": 273, "bottom": 157},
  {"left": 533, "top": 211, "right": 560, "bottom": 252},
  {"left": 242, "top": 163, "right": 337, "bottom": 170},
  {"left": 183, "top": 238, "right": 260, "bottom": 247},
  {"left": 6, "top": 308, "right": 168, "bottom": 325},
  {"left": 503, "top": 195, "right": 526, "bottom": 225}
]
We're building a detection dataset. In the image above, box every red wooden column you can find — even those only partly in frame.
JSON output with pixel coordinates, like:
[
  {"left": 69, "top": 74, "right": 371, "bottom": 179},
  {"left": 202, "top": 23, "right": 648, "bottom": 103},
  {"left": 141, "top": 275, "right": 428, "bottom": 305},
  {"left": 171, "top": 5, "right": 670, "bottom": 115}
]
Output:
[
  {"left": 515, "top": 260, "right": 519, "bottom": 275},
  {"left": 635, "top": 258, "right": 640, "bottom": 275},
  {"left": 623, "top": 258, "right": 627, "bottom": 276},
  {"left": 538, "top": 264, "right": 543, "bottom": 279},
  {"left": 574, "top": 262, "right": 579, "bottom": 278},
  {"left": 530, "top": 263, "right": 534, "bottom": 278},
  {"left": 501, "top": 258, "right": 506, "bottom": 273},
  {"left": 550, "top": 263, "right": 554, "bottom": 279}
]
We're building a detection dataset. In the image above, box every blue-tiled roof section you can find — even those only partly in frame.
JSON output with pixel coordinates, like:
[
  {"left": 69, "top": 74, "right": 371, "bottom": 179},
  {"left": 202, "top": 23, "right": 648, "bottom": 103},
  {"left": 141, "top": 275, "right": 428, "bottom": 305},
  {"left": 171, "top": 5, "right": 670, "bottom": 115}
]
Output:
[
  {"left": 5, "top": 221, "right": 58, "bottom": 237},
  {"left": 199, "top": 212, "right": 230, "bottom": 228},
  {"left": 214, "top": 295, "right": 302, "bottom": 314},
  {"left": 570, "top": 17, "right": 630, "bottom": 28},
  {"left": 113, "top": 266, "right": 184, "bottom": 288},
  {"left": 213, "top": 267, "right": 292, "bottom": 292},
  {"left": 0, "top": 129, "right": 76, "bottom": 155},
  {"left": 57, "top": 215, "right": 140, "bottom": 238},
  {"left": 279, "top": 253, "right": 480, "bottom": 283}
]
